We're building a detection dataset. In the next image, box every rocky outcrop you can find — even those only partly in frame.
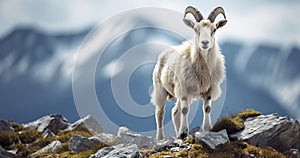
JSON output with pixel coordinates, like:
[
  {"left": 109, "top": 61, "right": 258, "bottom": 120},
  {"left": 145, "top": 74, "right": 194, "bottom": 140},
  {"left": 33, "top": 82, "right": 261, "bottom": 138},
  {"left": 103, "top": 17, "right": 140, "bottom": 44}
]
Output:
[
  {"left": 95, "top": 133, "right": 115, "bottom": 145},
  {"left": 233, "top": 113, "right": 300, "bottom": 151},
  {"left": 90, "top": 145, "right": 116, "bottom": 158},
  {"left": 31, "top": 140, "right": 62, "bottom": 156},
  {"left": 69, "top": 135, "right": 104, "bottom": 152},
  {"left": 23, "top": 114, "right": 69, "bottom": 134},
  {"left": 194, "top": 129, "right": 229, "bottom": 149},
  {"left": 67, "top": 115, "right": 103, "bottom": 135},
  {"left": 99, "top": 144, "right": 139, "bottom": 158},
  {"left": 115, "top": 127, "right": 156, "bottom": 149},
  {"left": 0, "top": 146, "right": 17, "bottom": 158},
  {"left": 42, "top": 128, "right": 55, "bottom": 138},
  {"left": 0, "top": 110, "right": 299, "bottom": 157},
  {"left": 0, "top": 121, "right": 14, "bottom": 133}
]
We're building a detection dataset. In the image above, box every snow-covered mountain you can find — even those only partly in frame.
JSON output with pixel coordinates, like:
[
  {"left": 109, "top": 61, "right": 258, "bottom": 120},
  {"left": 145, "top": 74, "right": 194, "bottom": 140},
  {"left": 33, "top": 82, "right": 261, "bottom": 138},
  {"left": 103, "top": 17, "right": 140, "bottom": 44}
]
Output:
[
  {"left": 0, "top": 27, "right": 89, "bottom": 122},
  {"left": 0, "top": 18, "right": 299, "bottom": 136}
]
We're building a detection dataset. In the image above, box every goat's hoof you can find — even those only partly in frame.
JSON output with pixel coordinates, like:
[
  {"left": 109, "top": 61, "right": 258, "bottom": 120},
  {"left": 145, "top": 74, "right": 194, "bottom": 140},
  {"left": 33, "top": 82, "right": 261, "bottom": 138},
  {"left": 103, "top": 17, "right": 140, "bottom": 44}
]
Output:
[
  {"left": 178, "top": 132, "right": 188, "bottom": 140},
  {"left": 156, "top": 135, "right": 163, "bottom": 140},
  {"left": 202, "top": 125, "right": 212, "bottom": 131}
]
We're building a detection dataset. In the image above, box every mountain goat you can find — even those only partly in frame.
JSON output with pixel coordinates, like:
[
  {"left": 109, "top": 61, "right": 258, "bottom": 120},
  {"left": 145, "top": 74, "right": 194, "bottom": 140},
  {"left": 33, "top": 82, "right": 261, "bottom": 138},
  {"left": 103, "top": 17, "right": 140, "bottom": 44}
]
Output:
[{"left": 151, "top": 6, "right": 227, "bottom": 140}]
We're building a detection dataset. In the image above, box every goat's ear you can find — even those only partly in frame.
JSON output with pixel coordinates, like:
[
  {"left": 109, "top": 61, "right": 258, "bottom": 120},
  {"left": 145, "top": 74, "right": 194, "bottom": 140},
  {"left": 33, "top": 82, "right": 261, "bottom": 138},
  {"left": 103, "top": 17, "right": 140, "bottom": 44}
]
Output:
[
  {"left": 183, "top": 19, "right": 195, "bottom": 29},
  {"left": 216, "top": 19, "right": 227, "bottom": 29}
]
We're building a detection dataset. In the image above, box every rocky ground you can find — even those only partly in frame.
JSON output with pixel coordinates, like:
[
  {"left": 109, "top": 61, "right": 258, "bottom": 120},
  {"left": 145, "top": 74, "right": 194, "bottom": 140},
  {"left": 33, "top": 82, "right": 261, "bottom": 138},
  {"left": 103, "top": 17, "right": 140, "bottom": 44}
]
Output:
[{"left": 0, "top": 109, "right": 299, "bottom": 158}]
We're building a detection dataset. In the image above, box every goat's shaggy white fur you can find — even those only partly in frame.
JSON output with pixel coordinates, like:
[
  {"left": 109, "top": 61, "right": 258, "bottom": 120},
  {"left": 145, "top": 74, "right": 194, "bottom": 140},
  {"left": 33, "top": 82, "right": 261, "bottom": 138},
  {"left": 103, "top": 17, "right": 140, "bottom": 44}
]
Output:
[{"left": 151, "top": 6, "right": 227, "bottom": 140}]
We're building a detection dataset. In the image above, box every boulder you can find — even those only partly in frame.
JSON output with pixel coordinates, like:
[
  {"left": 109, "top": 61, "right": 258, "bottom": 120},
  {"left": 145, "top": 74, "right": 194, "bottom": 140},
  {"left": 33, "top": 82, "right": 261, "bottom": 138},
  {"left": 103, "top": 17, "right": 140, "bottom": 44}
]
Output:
[
  {"left": 115, "top": 127, "right": 156, "bottom": 149},
  {"left": 0, "top": 120, "right": 14, "bottom": 133},
  {"left": 95, "top": 133, "right": 116, "bottom": 145},
  {"left": 42, "top": 128, "right": 55, "bottom": 138},
  {"left": 23, "top": 114, "right": 69, "bottom": 134},
  {"left": 31, "top": 140, "right": 62, "bottom": 156},
  {"left": 67, "top": 115, "right": 103, "bottom": 135},
  {"left": 102, "top": 144, "right": 139, "bottom": 158},
  {"left": 69, "top": 135, "right": 104, "bottom": 152},
  {"left": 194, "top": 129, "right": 229, "bottom": 149},
  {"left": 189, "top": 126, "right": 202, "bottom": 136},
  {"left": 0, "top": 146, "right": 17, "bottom": 158},
  {"left": 90, "top": 144, "right": 124, "bottom": 158},
  {"left": 285, "top": 149, "right": 300, "bottom": 158},
  {"left": 154, "top": 136, "right": 176, "bottom": 152},
  {"left": 233, "top": 114, "right": 300, "bottom": 151}
]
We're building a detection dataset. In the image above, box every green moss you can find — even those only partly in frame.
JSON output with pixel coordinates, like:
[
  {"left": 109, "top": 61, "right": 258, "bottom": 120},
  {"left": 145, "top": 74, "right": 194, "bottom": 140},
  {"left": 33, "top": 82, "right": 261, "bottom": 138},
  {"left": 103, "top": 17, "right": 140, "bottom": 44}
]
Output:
[
  {"left": 11, "top": 123, "right": 24, "bottom": 132},
  {"left": 183, "top": 137, "right": 195, "bottom": 144},
  {"left": 33, "top": 150, "right": 95, "bottom": 158},
  {"left": 236, "top": 109, "right": 261, "bottom": 120},
  {"left": 0, "top": 132, "right": 19, "bottom": 147},
  {"left": 56, "top": 130, "right": 92, "bottom": 143},
  {"left": 242, "top": 142, "right": 285, "bottom": 158},
  {"left": 148, "top": 143, "right": 208, "bottom": 158},
  {"left": 175, "top": 149, "right": 188, "bottom": 157},
  {"left": 150, "top": 151, "right": 175, "bottom": 158},
  {"left": 33, "top": 143, "right": 107, "bottom": 158},
  {"left": 211, "top": 109, "right": 261, "bottom": 134},
  {"left": 31, "top": 136, "right": 55, "bottom": 150},
  {"left": 140, "top": 149, "right": 156, "bottom": 158},
  {"left": 211, "top": 116, "right": 244, "bottom": 134},
  {"left": 174, "top": 144, "right": 208, "bottom": 158},
  {"left": 189, "top": 144, "right": 208, "bottom": 158},
  {"left": 19, "top": 130, "right": 41, "bottom": 144},
  {"left": 14, "top": 143, "right": 30, "bottom": 157},
  {"left": 211, "top": 141, "right": 285, "bottom": 158}
]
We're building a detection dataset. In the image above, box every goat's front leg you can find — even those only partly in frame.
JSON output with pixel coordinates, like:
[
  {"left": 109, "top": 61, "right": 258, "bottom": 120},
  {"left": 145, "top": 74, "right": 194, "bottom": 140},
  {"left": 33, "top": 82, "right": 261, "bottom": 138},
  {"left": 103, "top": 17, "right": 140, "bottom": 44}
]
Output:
[
  {"left": 178, "top": 97, "right": 190, "bottom": 139},
  {"left": 202, "top": 93, "right": 212, "bottom": 131},
  {"left": 172, "top": 100, "right": 181, "bottom": 137}
]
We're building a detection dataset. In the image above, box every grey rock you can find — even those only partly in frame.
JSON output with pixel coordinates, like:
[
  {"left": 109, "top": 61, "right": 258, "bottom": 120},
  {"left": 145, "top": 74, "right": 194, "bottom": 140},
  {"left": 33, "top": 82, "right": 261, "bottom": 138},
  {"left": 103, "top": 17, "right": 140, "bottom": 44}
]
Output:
[
  {"left": 115, "top": 127, "right": 156, "bottom": 149},
  {"left": 154, "top": 136, "right": 176, "bottom": 151},
  {"left": 233, "top": 114, "right": 300, "bottom": 151},
  {"left": 103, "top": 144, "right": 139, "bottom": 158},
  {"left": 95, "top": 133, "right": 116, "bottom": 145},
  {"left": 0, "top": 120, "right": 14, "bottom": 133},
  {"left": 69, "top": 135, "right": 104, "bottom": 152},
  {"left": 67, "top": 115, "right": 103, "bottom": 135},
  {"left": 285, "top": 149, "right": 300, "bottom": 158},
  {"left": 170, "top": 147, "right": 181, "bottom": 152},
  {"left": 90, "top": 144, "right": 124, "bottom": 158},
  {"left": 163, "top": 156, "right": 174, "bottom": 158},
  {"left": 23, "top": 114, "right": 69, "bottom": 134},
  {"left": 189, "top": 126, "right": 202, "bottom": 136},
  {"left": 42, "top": 128, "right": 55, "bottom": 138},
  {"left": 31, "top": 140, "right": 62, "bottom": 156},
  {"left": 194, "top": 129, "right": 229, "bottom": 149},
  {"left": 0, "top": 146, "right": 17, "bottom": 158}
]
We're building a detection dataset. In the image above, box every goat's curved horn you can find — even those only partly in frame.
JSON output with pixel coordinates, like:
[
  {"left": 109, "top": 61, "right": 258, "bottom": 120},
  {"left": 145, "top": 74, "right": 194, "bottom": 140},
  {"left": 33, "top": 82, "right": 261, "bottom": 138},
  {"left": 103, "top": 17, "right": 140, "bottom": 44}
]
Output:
[
  {"left": 184, "top": 6, "right": 203, "bottom": 22},
  {"left": 207, "top": 7, "right": 226, "bottom": 23}
]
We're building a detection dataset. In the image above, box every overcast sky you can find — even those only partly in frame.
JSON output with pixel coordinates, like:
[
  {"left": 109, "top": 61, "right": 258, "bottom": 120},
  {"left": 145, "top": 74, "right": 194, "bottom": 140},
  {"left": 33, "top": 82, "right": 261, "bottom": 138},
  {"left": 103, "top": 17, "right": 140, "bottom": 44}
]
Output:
[{"left": 0, "top": 0, "right": 300, "bottom": 45}]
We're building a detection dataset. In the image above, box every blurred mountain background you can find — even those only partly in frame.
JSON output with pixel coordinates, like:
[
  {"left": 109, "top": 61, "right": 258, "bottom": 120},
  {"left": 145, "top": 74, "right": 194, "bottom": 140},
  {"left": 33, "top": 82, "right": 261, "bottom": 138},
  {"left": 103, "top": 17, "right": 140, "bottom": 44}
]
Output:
[{"left": 0, "top": 0, "right": 299, "bottom": 136}]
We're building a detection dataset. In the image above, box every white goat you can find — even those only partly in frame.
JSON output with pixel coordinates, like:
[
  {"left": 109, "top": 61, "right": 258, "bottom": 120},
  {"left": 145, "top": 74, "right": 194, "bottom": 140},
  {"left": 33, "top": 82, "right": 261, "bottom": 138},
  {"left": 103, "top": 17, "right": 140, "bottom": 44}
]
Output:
[{"left": 151, "top": 6, "right": 227, "bottom": 140}]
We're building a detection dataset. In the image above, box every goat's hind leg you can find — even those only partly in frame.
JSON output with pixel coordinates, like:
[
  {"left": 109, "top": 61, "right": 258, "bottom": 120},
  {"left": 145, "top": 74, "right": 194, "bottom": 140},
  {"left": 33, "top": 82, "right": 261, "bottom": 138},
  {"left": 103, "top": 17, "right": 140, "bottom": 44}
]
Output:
[{"left": 151, "top": 84, "right": 168, "bottom": 140}]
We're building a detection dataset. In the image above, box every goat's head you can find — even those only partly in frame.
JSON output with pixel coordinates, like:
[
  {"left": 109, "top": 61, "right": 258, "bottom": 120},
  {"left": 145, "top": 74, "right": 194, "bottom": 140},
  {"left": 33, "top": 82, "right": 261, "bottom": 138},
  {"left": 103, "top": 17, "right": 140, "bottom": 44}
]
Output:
[{"left": 183, "top": 6, "right": 227, "bottom": 51}]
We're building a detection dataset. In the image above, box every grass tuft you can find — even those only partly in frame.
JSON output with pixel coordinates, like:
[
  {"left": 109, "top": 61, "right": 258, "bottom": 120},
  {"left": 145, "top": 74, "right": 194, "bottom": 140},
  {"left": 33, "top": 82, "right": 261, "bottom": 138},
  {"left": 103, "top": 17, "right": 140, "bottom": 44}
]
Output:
[
  {"left": 211, "top": 116, "right": 244, "bottom": 134},
  {"left": 236, "top": 109, "right": 261, "bottom": 120},
  {"left": 211, "top": 109, "right": 261, "bottom": 134}
]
